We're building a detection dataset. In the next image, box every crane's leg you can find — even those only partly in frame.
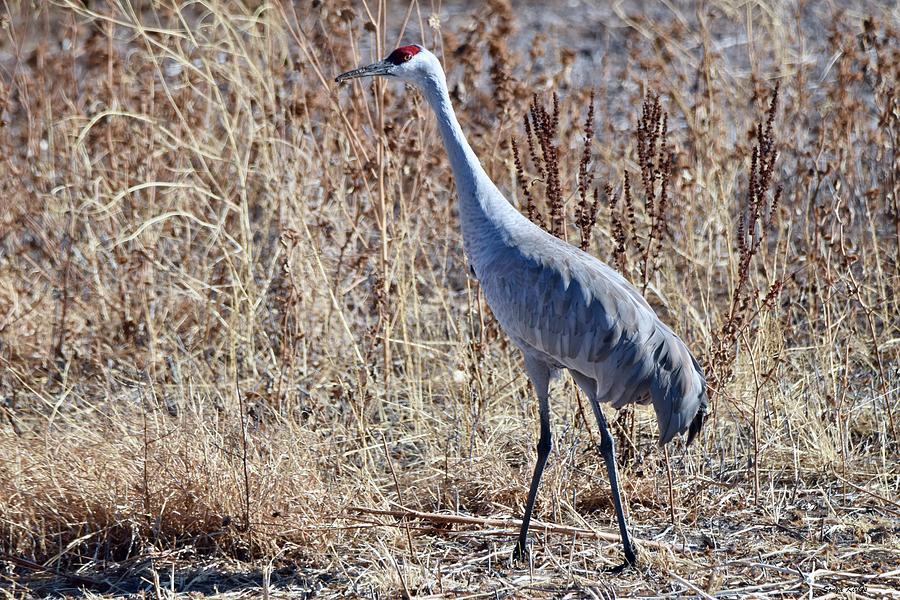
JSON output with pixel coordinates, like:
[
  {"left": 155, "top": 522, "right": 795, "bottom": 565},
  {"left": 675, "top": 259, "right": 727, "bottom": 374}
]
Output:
[
  {"left": 514, "top": 356, "right": 552, "bottom": 562},
  {"left": 588, "top": 397, "right": 637, "bottom": 567}
]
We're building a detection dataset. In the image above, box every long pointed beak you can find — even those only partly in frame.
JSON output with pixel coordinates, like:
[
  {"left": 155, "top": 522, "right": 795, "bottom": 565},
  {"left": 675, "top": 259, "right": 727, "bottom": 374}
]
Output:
[{"left": 335, "top": 60, "right": 394, "bottom": 83}]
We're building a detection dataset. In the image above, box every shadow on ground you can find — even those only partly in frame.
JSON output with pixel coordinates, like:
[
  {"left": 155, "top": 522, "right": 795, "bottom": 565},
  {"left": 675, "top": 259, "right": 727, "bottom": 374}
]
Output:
[{"left": 3, "top": 561, "right": 341, "bottom": 598}]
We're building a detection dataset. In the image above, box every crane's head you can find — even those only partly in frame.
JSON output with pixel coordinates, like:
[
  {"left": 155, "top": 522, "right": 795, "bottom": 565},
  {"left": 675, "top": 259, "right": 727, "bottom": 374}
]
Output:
[{"left": 335, "top": 44, "right": 438, "bottom": 86}]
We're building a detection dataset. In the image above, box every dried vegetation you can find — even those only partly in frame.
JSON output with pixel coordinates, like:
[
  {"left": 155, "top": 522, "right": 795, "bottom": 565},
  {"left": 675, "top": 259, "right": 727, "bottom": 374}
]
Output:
[{"left": 0, "top": 0, "right": 898, "bottom": 597}]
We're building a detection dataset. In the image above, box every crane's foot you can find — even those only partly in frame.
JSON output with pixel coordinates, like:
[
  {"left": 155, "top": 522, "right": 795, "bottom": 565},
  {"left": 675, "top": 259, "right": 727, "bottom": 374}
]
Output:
[
  {"left": 606, "top": 546, "right": 638, "bottom": 573},
  {"left": 607, "top": 559, "right": 635, "bottom": 574},
  {"left": 512, "top": 540, "right": 528, "bottom": 563}
]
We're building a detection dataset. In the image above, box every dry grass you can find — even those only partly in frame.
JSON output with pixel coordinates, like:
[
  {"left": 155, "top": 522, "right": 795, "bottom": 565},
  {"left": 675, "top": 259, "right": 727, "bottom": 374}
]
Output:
[{"left": 1, "top": 0, "right": 898, "bottom": 597}]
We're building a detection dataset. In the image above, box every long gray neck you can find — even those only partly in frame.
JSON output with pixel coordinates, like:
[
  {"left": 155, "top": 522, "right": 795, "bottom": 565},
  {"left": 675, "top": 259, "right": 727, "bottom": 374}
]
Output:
[
  {"left": 420, "top": 75, "right": 489, "bottom": 194},
  {"left": 419, "top": 71, "right": 519, "bottom": 265}
]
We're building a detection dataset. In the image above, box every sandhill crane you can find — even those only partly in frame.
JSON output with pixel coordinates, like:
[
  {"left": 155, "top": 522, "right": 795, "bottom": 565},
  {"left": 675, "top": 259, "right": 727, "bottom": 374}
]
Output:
[{"left": 336, "top": 44, "right": 707, "bottom": 568}]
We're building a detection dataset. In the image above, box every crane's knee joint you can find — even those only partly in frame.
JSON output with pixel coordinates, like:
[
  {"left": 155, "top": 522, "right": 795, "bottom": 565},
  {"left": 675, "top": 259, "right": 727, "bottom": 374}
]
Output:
[
  {"left": 598, "top": 431, "right": 614, "bottom": 455},
  {"left": 537, "top": 431, "right": 552, "bottom": 456}
]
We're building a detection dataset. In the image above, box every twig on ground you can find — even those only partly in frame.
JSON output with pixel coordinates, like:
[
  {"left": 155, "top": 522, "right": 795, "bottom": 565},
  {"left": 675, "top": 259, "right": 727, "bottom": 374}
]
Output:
[{"left": 346, "top": 505, "right": 672, "bottom": 550}]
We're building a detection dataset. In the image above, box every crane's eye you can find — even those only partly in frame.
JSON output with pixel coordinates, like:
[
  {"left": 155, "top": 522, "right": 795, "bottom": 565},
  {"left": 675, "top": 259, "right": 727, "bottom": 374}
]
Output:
[{"left": 386, "top": 45, "right": 421, "bottom": 66}]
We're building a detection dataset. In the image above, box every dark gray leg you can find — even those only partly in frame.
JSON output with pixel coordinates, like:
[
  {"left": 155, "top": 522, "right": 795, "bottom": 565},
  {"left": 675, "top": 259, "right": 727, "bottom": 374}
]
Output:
[
  {"left": 514, "top": 357, "right": 552, "bottom": 561},
  {"left": 589, "top": 396, "right": 637, "bottom": 566}
]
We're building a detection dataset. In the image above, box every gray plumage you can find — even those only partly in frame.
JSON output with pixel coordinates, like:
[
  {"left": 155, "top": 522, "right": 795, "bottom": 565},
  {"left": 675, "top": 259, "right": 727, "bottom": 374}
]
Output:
[
  {"left": 471, "top": 219, "right": 707, "bottom": 446},
  {"left": 337, "top": 44, "right": 707, "bottom": 568}
]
